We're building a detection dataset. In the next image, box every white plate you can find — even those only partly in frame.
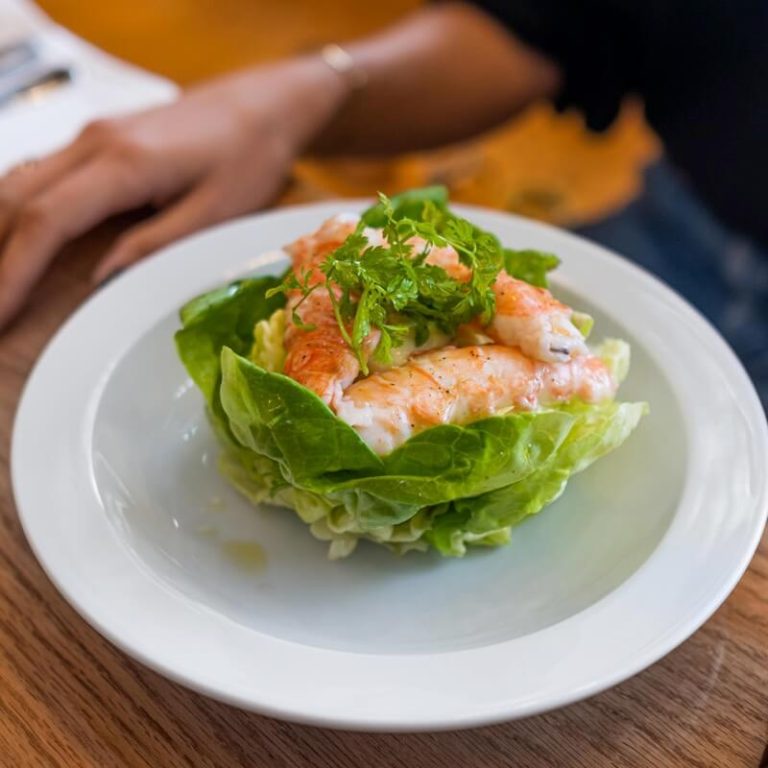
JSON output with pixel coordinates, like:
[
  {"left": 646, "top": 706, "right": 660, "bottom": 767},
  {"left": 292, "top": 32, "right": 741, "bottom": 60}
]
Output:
[{"left": 12, "top": 202, "right": 768, "bottom": 731}]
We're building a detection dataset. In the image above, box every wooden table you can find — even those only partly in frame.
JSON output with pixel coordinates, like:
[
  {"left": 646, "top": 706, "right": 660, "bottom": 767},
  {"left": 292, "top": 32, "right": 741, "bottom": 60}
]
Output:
[{"left": 0, "top": 223, "right": 766, "bottom": 767}]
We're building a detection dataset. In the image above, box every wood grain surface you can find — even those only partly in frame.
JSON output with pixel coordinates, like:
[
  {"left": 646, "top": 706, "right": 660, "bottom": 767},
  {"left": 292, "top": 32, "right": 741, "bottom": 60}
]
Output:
[{"left": 0, "top": 228, "right": 766, "bottom": 768}]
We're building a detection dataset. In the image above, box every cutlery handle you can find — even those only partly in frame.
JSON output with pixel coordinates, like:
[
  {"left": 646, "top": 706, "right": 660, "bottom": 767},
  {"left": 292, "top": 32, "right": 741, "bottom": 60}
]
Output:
[{"left": 0, "top": 65, "right": 72, "bottom": 108}]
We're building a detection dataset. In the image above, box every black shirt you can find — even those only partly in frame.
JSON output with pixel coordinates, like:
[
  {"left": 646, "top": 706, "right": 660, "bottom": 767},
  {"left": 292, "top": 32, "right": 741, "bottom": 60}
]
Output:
[{"left": 472, "top": 0, "right": 768, "bottom": 248}]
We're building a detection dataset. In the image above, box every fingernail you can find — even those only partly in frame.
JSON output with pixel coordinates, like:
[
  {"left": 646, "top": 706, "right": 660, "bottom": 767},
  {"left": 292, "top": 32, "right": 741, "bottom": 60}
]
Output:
[{"left": 96, "top": 267, "right": 125, "bottom": 289}]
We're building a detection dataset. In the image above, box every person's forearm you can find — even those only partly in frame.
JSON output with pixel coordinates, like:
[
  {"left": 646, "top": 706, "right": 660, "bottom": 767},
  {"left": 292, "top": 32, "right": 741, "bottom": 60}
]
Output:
[
  {"left": 309, "top": 2, "right": 561, "bottom": 155},
  {"left": 179, "top": 2, "right": 560, "bottom": 159}
]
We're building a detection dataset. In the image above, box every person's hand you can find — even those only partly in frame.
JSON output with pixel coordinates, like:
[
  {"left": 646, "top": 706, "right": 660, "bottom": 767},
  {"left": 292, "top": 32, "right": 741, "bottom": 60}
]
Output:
[{"left": 0, "top": 58, "right": 347, "bottom": 329}]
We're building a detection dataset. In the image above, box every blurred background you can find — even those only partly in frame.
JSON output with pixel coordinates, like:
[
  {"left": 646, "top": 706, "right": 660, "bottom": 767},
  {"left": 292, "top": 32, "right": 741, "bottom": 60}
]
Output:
[{"left": 35, "top": 0, "right": 659, "bottom": 227}]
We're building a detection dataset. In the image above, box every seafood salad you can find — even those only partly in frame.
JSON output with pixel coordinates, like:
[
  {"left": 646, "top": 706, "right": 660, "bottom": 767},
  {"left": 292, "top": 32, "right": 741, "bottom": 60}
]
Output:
[{"left": 176, "top": 188, "right": 646, "bottom": 558}]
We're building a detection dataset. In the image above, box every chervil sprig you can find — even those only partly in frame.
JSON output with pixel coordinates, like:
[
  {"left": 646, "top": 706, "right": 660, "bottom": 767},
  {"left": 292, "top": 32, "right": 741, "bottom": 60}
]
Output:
[{"left": 268, "top": 187, "right": 558, "bottom": 373}]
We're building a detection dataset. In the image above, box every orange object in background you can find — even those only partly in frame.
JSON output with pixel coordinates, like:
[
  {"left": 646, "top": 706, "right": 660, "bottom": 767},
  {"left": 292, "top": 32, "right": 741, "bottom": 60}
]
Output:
[{"left": 37, "top": 0, "right": 659, "bottom": 226}]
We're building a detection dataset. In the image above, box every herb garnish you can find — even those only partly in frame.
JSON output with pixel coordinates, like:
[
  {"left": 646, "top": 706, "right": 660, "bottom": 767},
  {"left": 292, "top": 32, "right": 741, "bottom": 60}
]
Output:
[{"left": 267, "top": 187, "right": 559, "bottom": 373}]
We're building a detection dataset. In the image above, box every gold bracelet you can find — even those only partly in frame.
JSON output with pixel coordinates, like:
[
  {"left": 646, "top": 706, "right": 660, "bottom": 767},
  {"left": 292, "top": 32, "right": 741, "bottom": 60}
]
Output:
[{"left": 319, "top": 43, "right": 368, "bottom": 91}]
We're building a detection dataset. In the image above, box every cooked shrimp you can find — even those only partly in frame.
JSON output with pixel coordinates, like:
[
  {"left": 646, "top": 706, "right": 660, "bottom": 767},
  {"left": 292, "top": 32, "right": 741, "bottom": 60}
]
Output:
[
  {"left": 283, "top": 290, "right": 375, "bottom": 407},
  {"left": 487, "top": 272, "right": 588, "bottom": 362},
  {"left": 282, "top": 214, "right": 363, "bottom": 406},
  {"left": 286, "top": 213, "right": 359, "bottom": 276},
  {"left": 283, "top": 216, "right": 588, "bottom": 408},
  {"left": 335, "top": 345, "right": 615, "bottom": 455},
  {"left": 421, "top": 241, "right": 588, "bottom": 362}
]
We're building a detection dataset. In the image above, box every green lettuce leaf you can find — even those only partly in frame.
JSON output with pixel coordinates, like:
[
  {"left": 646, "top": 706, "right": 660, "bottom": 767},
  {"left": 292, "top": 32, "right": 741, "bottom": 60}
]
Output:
[
  {"left": 427, "top": 399, "right": 648, "bottom": 556},
  {"left": 361, "top": 185, "right": 449, "bottom": 227},
  {"left": 216, "top": 343, "right": 645, "bottom": 553},
  {"left": 219, "top": 346, "right": 383, "bottom": 480},
  {"left": 503, "top": 248, "right": 560, "bottom": 288},
  {"left": 218, "top": 350, "right": 585, "bottom": 525},
  {"left": 250, "top": 307, "right": 287, "bottom": 372},
  {"left": 175, "top": 276, "right": 285, "bottom": 406}
]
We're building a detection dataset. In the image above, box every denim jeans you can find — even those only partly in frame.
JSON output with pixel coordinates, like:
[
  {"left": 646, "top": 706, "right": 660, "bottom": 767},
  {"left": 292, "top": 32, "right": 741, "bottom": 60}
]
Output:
[{"left": 575, "top": 161, "right": 768, "bottom": 410}]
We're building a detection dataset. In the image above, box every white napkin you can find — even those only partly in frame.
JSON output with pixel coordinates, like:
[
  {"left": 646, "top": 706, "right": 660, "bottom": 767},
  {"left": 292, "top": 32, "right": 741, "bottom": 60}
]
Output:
[{"left": 0, "top": 0, "right": 178, "bottom": 173}]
